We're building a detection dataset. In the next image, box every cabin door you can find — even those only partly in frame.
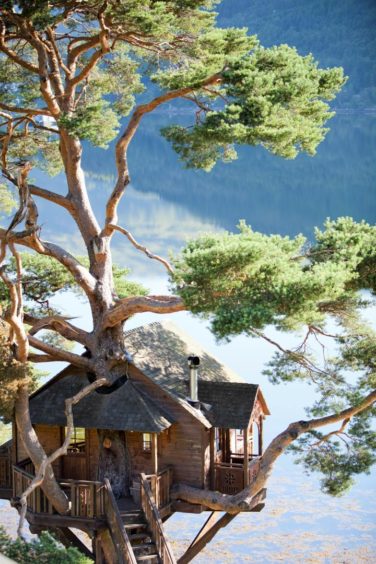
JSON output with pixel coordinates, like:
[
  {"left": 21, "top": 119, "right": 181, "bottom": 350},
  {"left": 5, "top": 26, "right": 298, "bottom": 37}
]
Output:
[
  {"left": 62, "top": 427, "right": 87, "bottom": 480},
  {"left": 98, "top": 430, "right": 130, "bottom": 498}
]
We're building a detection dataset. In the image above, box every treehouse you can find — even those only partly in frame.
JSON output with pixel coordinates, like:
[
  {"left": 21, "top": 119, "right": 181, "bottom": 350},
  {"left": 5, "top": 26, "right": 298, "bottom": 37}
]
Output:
[{"left": 0, "top": 321, "right": 270, "bottom": 563}]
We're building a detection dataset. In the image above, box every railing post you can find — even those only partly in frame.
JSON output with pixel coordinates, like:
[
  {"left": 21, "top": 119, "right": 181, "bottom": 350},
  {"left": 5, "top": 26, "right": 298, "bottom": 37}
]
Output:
[{"left": 243, "top": 426, "right": 249, "bottom": 487}]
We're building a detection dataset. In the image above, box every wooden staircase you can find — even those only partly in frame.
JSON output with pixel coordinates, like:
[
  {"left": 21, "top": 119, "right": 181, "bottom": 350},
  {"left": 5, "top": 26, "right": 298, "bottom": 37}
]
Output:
[
  {"left": 102, "top": 476, "right": 176, "bottom": 564},
  {"left": 121, "top": 508, "right": 159, "bottom": 563}
]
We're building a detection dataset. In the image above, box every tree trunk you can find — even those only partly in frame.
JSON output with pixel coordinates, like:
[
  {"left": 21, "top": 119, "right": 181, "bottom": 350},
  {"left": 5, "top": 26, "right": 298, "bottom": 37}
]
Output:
[
  {"left": 14, "top": 386, "right": 69, "bottom": 514},
  {"left": 97, "top": 430, "right": 130, "bottom": 498}
]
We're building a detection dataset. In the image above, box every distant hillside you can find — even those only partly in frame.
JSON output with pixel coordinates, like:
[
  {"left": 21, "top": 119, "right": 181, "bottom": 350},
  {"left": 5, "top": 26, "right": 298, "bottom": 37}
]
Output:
[{"left": 219, "top": 0, "right": 376, "bottom": 108}]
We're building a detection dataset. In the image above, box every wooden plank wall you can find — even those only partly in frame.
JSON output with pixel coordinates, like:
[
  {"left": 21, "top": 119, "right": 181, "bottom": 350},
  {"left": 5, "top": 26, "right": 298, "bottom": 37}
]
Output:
[{"left": 128, "top": 366, "right": 209, "bottom": 488}]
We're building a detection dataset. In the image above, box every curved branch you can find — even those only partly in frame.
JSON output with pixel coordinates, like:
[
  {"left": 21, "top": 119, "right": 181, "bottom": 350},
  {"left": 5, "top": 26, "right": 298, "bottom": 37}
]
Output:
[
  {"left": 103, "top": 295, "right": 186, "bottom": 328},
  {"left": 0, "top": 101, "right": 51, "bottom": 117},
  {"left": 68, "top": 48, "right": 104, "bottom": 87},
  {"left": 0, "top": 229, "right": 96, "bottom": 296},
  {"left": 0, "top": 22, "right": 39, "bottom": 74},
  {"left": 24, "top": 313, "right": 92, "bottom": 347},
  {"left": 2, "top": 169, "right": 76, "bottom": 217},
  {"left": 28, "top": 334, "right": 94, "bottom": 369},
  {"left": 108, "top": 223, "right": 174, "bottom": 274},
  {"left": 105, "top": 72, "right": 222, "bottom": 229},
  {"left": 28, "top": 184, "right": 74, "bottom": 212}
]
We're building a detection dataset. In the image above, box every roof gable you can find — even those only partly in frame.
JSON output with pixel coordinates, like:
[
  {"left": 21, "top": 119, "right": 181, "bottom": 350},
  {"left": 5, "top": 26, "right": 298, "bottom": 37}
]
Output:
[{"left": 198, "top": 381, "right": 259, "bottom": 429}]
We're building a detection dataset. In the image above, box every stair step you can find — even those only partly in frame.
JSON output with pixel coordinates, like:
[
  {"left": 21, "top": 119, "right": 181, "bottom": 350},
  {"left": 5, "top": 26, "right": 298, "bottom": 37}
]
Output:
[
  {"left": 120, "top": 510, "right": 142, "bottom": 517},
  {"left": 124, "top": 522, "right": 148, "bottom": 530},
  {"left": 133, "top": 543, "right": 156, "bottom": 552},
  {"left": 136, "top": 554, "right": 159, "bottom": 562},
  {"left": 129, "top": 532, "right": 151, "bottom": 542}
]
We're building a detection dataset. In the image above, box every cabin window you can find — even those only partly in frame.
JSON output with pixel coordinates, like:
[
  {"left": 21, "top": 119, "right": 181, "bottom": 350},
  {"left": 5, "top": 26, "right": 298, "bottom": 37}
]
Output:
[
  {"left": 214, "top": 428, "right": 222, "bottom": 452},
  {"left": 235, "top": 429, "right": 244, "bottom": 454},
  {"left": 142, "top": 433, "right": 151, "bottom": 452},
  {"left": 65, "top": 427, "right": 86, "bottom": 453}
]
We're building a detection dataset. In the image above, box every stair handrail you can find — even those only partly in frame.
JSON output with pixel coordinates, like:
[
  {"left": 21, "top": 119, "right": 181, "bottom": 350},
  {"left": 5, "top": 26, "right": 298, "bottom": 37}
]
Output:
[
  {"left": 140, "top": 472, "right": 177, "bottom": 564},
  {"left": 103, "top": 478, "right": 137, "bottom": 564}
]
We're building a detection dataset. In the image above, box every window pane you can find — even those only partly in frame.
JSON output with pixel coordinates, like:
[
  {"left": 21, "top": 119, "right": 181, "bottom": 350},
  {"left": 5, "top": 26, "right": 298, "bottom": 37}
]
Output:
[
  {"left": 65, "top": 427, "right": 86, "bottom": 452},
  {"left": 142, "top": 433, "right": 151, "bottom": 452}
]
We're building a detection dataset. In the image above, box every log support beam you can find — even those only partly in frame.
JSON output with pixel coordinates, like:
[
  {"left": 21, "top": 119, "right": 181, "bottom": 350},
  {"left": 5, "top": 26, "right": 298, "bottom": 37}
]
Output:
[{"left": 178, "top": 511, "right": 236, "bottom": 564}]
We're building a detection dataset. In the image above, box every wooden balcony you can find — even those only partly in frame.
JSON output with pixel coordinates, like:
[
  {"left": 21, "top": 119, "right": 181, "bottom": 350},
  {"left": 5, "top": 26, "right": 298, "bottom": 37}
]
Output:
[
  {"left": 214, "top": 458, "right": 260, "bottom": 495},
  {"left": 11, "top": 464, "right": 176, "bottom": 563}
]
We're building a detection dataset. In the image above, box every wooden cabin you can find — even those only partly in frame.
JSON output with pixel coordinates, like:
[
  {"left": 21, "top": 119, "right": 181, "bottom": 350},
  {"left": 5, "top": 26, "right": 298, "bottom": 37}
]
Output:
[{"left": 0, "top": 321, "right": 270, "bottom": 563}]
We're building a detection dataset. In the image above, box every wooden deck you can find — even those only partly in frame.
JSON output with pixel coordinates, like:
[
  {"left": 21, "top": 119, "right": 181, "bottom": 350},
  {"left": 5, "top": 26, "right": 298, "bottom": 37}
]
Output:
[{"left": 5, "top": 462, "right": 176, "bottom": 563}]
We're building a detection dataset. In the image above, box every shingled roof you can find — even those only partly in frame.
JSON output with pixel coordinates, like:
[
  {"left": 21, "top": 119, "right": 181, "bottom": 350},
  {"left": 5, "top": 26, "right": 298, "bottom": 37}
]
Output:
[
  {"left": 30, "top": 369, "right": 174, "bottom": 433},
  {"left": 124, "top": 320, "right": 244, "bottom": 398},
  {"left": 198, "top": 381, "right": 259, "bottom": 429},
  {"left": 29, "top": 321, "right": 269, "bottom": 432}
]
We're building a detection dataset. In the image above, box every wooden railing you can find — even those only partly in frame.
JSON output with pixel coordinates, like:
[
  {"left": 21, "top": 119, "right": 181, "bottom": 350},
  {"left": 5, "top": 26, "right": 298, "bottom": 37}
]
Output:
[
  {"left": 17, "top": 458, "right": 35, "bottom": 475},
  {"left": 0, "top": 453, "right": 12, "bottom": 489},
  {"left": 13, "top": 466, "right": 53, "bottom": 514},
  {"left": 61, "top": 479, "right": 105, "bottom": 518},
  {"left": 12, "top": 465, "right": 105, "bottom": 519},
  {"left": 103, "top": 478, "right": 137, "bottom": 564},
  {"left": 140, "top": 473, "right": 176, "bottom": 564},
  {"left": 145, "top": 466, "right": 173, "bottom": 509},
  {"left": 214, "top": 458, "right": 261, "bottom": 494}
]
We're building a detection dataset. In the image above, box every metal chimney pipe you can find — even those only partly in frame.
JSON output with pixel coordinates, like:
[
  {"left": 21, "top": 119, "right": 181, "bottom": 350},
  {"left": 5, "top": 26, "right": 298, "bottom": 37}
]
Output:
[{"left": 188, "top": 355, "right": 200, "bottom": 402}]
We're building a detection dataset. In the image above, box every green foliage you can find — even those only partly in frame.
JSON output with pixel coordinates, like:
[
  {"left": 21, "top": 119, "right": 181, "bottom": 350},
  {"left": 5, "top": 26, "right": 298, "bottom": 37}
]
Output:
[
  {"left": 153, "top": 27, "right": 257, "bottom": 90},
  {"left": 0, "top": 0, "right": 345, "bottom": 169},
  {"left": 162, "top": 45, "right": 345, "bottom": 170},
  {"left": 0, "top": 183, "right": 17, "bottom": 218},
  {"left": 289, "top": 398, "right": 376, "bottom": 496},
  {"left": 0, "top": 324, "right": 38, "bottom": 422},
  {"left": 313, "top": 217, "right": 376, "bottom": 293},
  {"left": 219, "top": 0, "right": 376, "bottom": 108},
  {"left": 0, "top": 526, "right": 91, "bottom": 563},
  {"left": 170, "top": 218, "right": 369, "bottom": 339},
  {"left": 59, "top": 101, "right": 120, "bottom": 149}
]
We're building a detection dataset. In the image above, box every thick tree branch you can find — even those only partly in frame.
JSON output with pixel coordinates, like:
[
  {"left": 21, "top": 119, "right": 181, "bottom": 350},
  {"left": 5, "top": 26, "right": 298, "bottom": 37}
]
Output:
[
  {"left": 0, "top": 244, "right": 29, "bottom": 362},
  {"left": 27, "top": 353, "right": 60, "bottom": 363},
  {"left": 0, "top": 229, "right": 96, "bottom": 296},
  {"left": 0, "top": 101, "right": 51, "bottom": 117},
  {"left": 2, "top": 169, "right": 75, "bottom": 214},
  {"left": 28, "top": 334, "right": 94, "bottom": 369},
  {"left": 0, "top": 23, "right": 39, "bottom": 74},
  {"left": 24, "top": 313, "right": 92, "bottom": 347},
  {"left": 103, "top": 295, "right": 186, "bottom": 328},
  {"left": 108, "top": 223, "right": 174, "bottom": 274},
  {"left": 46, "top": 26, "right": 70, "bottom": 76}
]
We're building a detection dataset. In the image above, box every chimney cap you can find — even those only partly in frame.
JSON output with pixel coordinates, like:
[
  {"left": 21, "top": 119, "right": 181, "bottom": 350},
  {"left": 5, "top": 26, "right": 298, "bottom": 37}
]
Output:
[{"left": 188, "top": 355, "right": 200, "bottom": 367}]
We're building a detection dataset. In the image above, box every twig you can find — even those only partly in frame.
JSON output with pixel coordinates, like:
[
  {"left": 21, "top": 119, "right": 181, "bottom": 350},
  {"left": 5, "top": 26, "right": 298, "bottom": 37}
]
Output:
[{"left": 109, "top": 223, "right": 174, "bottom": 274}]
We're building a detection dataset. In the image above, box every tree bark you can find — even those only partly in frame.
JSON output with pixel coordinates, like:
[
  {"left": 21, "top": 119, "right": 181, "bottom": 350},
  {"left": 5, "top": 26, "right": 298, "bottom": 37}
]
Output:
[{"left": 14, "top": 386, "right": 69, "bottom": 514}]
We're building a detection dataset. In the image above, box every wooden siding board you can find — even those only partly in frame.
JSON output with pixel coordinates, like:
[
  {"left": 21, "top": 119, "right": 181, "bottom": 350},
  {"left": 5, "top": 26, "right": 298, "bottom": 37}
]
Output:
[{"left": 128, "top": 365, "right": 207, "bottom": 488}]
